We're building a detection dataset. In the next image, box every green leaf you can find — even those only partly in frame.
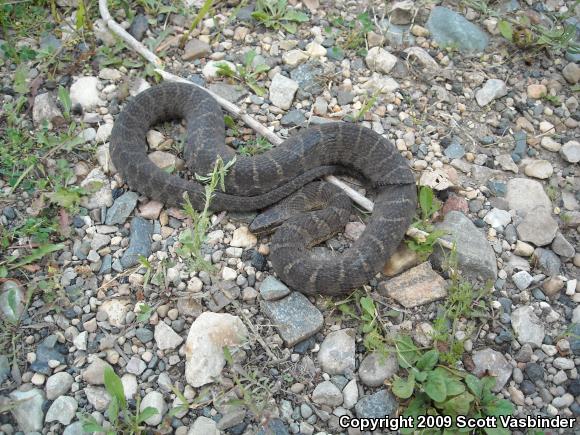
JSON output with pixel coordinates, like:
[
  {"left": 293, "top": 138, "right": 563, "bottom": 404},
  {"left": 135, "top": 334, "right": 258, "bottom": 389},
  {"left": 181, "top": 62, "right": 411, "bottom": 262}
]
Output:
[
  {"left": 484, "top": 398, "right": 514, "bottom": 417},
  {"left": 424, "top": 370, "right": 447, "bottom": 402},
  {"left": 338, "top": 303, "right": 357, "bottom": 319},
  {"left": 224, "top": 115, "right": 236, "bottom": 128},
  {"left": 280, "top": 21, "right": 297, "bottom": 33},
  {"left": 82, "top": 421, "right": 108, "bottom": 433},
  {"left": 392, "top": 373, "right": 415, "bottom": 399},
  {"left": 435, "top": 391, "right": 474, "bottom": 415},
  {"left": 415, "top": 370, "right": 427, "bottom": 382},
  {"left": 247, "top": 82, "right": 267, "bottom": 97},
  {"left": 395, "top": 335, "right": 420, "bottom": 368},
  {"left": 402, "top": 393, "right": 429, "bottom": 419},
  {"left": 465, "top": 374, "right": 482, "bottom": 397},
  {"left": 13, "top": 65, "right": 29, "bottom": 94},
  {"left": 253, "top": 64, "right": 270, "bottom": 74},
  {"left": 283, "top": 9, "right": 309, "bottom": 23},
  {"left": 104, "top": 366, "right": 126, "bottom": 409},
  {"left": 416, "top": 349, "right": 439, "bottom": 371},
  {"left": 359, "top": 296, "right": 375, "bottom": 317},
  {"left": 251, "top": 11, "right": 270, "bottom": 21},
  {"left": 484, "top": 427, "right": 511, "bottom": 435},
  {"left": 107, "top": 395, "right": 119, "bottom": 426},
  {"left": 8, "top": 243, "right": 65, "bottom": 270},
  {"left": 445, "top": 374, "right": 466, "bottom": 396},
  {"left": 49, "top": 186, "right": 84, "bottom": 209},
  {"left": 498, "top": 20, "right": 513, "bottom": 41},
  {"left": 0, "top": 266, "right": 7, "bottom": 278},
  {"left": 223, "top": 346, "right": 233, "bottom": 366},
  {"left": 136, "top": 406, "right": 158, "bottom": 424},
  {"left": 244, "top": 49, "right": 256, "bottom": 67},
  {"left": 58, "top": 85, "right": 72, "bottom": 117}
]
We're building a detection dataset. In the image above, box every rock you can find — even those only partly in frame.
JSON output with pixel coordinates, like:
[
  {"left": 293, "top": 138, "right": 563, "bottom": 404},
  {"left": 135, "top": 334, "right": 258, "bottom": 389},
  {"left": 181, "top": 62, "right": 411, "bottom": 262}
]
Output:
[
  {"left": 355, "top": 390, "right": 397, "bottom": 418},
  {"left": 305, "top": 41, "right": 326, "bottom": 58},
  {"left": 184, "top": 312, "right": 248, "bottom": 387},
  {"left": 540, "top": 137, "right": 561, "bottom": 152},
  {"left": 82, "top": 357, "right": 113, "bottom": 385},
  {"left": 475, "top": 79, "right": 508, "bottom": 106},
  {"left": 378, "top": 262, "right": 447, "bottom": 308},
  {"left": 189, "top": 416, "right": 219, "bottom": 435},
  {"left": 524, "top": 160, "right": 553, "bottom": 179},
  {"left": 282, "top": 49, "right": 308, "bottom": 66},
  {"left": 63, "top": 421, "right": 86, "bottom": 435},
  {"left": 362, "top": 73, "right": 400, "bottom": 93},
  {"left": 269, "top": 74, "right": 298, "bottom": 110},
  {"left": 120, "top": 217, "right": 153, "bottom": 268},
  {"left": 259, "top": 276, "right": 290, "bottom": 301},
  {"left": 98, "top": 298, "right": 129, "bottom": 327},
  {"left": 70, "top": 76, "right": 102, "bottom": 110},
  {"left": 30, "top": 336, "right": 66, "bottom": 375},
  {"left": 221, "top": 266, "right": 237, "bottom": 281},
  {"left": 95, "top": 123, "right": 113, "bottom": 142},
  {"left": 45, "top": 396, "right": 77, "bottom": 425},
  {"left": 365, "top": 47, "right": 397, "bottom": 74},
  {"left": 261, "top": 292, "right": 323, "bottom": 346},
  {"left": 484, "top": 208, "right": 511, "bottom": 228},
  {"left": 182, "top": 38, "right": 211, "bottom": 60},
  {"left": 99, "top": 68, "right": 122, "bottom": 81},
  {"left": 552, "top": 233, "right": 574, "bottom": 258},
  {"left": 149, "top": 150, "right": 184, "bottom": 171},
  {"left": 432, "top": 211, "right": 497, "bottom": 282},
  {"left": 426, "top": 6, "right": 489, "bottom": 53},
  {"left": 512, "top": 270, "right": 533, "bottom": 290},
  {"left": 404, "top": 47, "right": 439, "bottom": 70},
  {"left": 514, "top": 241, "right": 534, "bottom": 257},
  {"left": 128, "top": 13, "right": 148, "bottom": 41},
  {"left": 9, "top": 388, "right": 45, "bottom": 432},
  {"left": 290, "top": 62, "right": 324, "bottom": 99},
  {"left": 560, "top": 140, "right": 580, "bottom": 163},
  {"left": 84, "top": 386, "right": 111, "bottom": 411},
  {"left": 318, "top": 329, "right": 356, "bottom": 375},
  {"left": 81, "top": 168, "right": 113, "bottom": 209},
  {"left": 208, "top": 83, "right": 246, "bottom": 103},
  {"left": 382, "top": 243, "right": 421, "bottom": 276},
  {"left": 506, "top": 179, "right": 551, "bottom": 214},
  {"left": 231, "top": 226, "right": 257, "bottom": 248},
  {"left": 562, "top": 62, "right": 580, "bottom": 84},
  {"left": 0, "top": 355, "right": 9, "bottom": 383},
  {"left": 342, "top": 379, "right": 358, "bottom": 409},
  {"left": 496, "top": 154, "right": 518, "bottom": 173},
  {"left": 155, "top": 321, "right": 184, "bottom": 350},
  {"left": 105, "top": 191, "right": 138, "bottom": 225},
  {"left": 471, "top": 349, "right": 512, "bottom": 392},
  {"left": 527, "top": 84, "right": 547, "bottom": 99},
  {"left": 33, "top": 93, "right": 63, "bottom": 125},
  {"left": 140, "top": 391, "right": 166, "bottom": 426},
  {"left": 126, "top": 356, "right": 146, "bottom": 375},
  {"left": 516, "top": 207, "right": 558, "bottom": 246},
  {"left": 511, "top": 306, "right": 545, "bottom": 347},
  {"left": 533, "top": 248, "right": 561, "bottom": 275},
  {"left": 139, "top": 200, "right": 164, "bottom": 220},
  {"left": 121, "top": 374, "right": 138, "bottom": 400},
  {"left": 312, "top": 380, "right": 343, "bottom": 407},
  {"left": 46, "top": 371, "right": 74, "bottom": 400},
  {"left": 389, "top": 0, "right": 414, "bottom": 24},
  {"left": 358, "top": 352, "right": 398, "bottom": 387},
  {"left": 542, "top": 276, "right": 564, "bottom": 298}
]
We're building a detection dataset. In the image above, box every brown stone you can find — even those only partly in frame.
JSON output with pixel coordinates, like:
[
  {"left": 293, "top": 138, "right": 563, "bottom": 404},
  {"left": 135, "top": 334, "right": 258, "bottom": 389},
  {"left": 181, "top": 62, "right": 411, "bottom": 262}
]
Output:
[
  {"left": 378, "top": 262, "right": 447, "bottom": 308},
  {"left": 542, "top": 277, "right": 564, "bottom": 298},
  {"left": 382, "top": 243, "right": 421, "bottom": 277},
  {"left": 441, "top": 194, "right": 468, "bottom": 215}
]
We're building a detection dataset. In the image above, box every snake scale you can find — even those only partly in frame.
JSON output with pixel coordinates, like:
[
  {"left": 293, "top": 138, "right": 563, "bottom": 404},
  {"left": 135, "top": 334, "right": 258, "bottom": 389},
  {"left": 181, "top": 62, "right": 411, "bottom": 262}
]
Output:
[{"left": 110, "top": 82, "right": 417, "bottom": 296}]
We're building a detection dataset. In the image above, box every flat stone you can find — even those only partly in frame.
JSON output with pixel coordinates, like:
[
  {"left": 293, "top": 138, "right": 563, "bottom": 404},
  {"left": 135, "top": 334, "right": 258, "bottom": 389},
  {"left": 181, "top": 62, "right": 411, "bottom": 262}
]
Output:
[
  {"left": 318, "top": 329, "right": 356, "bottom": 375},
  {"left": 476, "top": 79, "right": 508, "bottom": 106},
  {"left": 208, "top": 83, "right": 246, "bottom": 103},
  {"left": 540, "top": 136, "right": 561, "bottom": 152},
  {"left": 426, "top": 7, "right": 489, "bottom": 52},
  {"left": 484, "top": 208, "right": 511, "bottom": 228},
  {"left": 382, "top": 243, "right": 421, "bottom": 277},
  {"left": 471, "top": 348, "right": 512, "bottom": 392},
  {"left": 70, "top": 76, "right": 103, "bottom": 110},
  {"left": 84, "top": 386, "right": 111, "bottom": 411},
  {"left": 516, "top": 207, "right": 558, "bottom": 246},
  {"left": 9, "top": 388, "right": 45, "bottom": 432},
  {"left": 527, "top": 84, "right": 547, "bottom": 99},
  {"left": 560, "top": 140, "right": 580, "bottom": 163},
  {"left": 533, "top": 248, "right": 561, "bottom": 276},
  {"left": 140, "top": 391, "right": 166, "bottom": 426},
  {"left": 45, "top": 396, "right": 77, "bottom": 425},
  {"left": 312, "top": 380, "right": 343, "bottom": 407},
  {"left": 120, "top": 217, "right": 153, "bottom": 268},
  {"left": 188, "top": 416, "right": 219, "bottom": 435},
  {"left": 269, "top": 73, "right": 298, "bottom": 110},
  {"left": 259, "top": 276, "right": 290, "bottom": 301},
  {"left": 506, "top": 179, "right": 551, "bottom": 215},
  {"left": 81, "top": 168, "right": 113, "bottom": 209},
  {"left": 365, "top": 47, "right": 397, "bottom": 74},
  {"left": 562, "top": 62, "right": 580, "bottom": 84},
  {"left": 378, "top": 262, "right": 447, "bottom": 308},
  {"left": 261, "top": 292, "right": 323, "bottom": 346},
  {"left": 512, "top": 270, "right": 533, "bottom": 290},
  {"left": 182, "top": 38, "right": 211, "bottom": 60},
  {"left": 154, "top": 321, "right": 184, "bottom": 350},
  {"left": 33, "top": 92, "right": 63, "bottom": 125},
  {"left": 496, "top": 154, "right": 518, "bottom": 173},
  {"left": 105, "top": 191, "right": 138, "bottom": 225},
  {"left": 185, "top": 312, "right": 248, "bottom": 387},
  {"left": 551, "top": 232, "right": 575, "bottom": 258},
  {"left": 511, "top": 306, "right": 545, "bottom": 347},
  {"left": 149, "top": 150, "right": 184, "bottom": 171},
  {"left": 230, "top": 226, "right": 257, "bottom": 248},
  {"left": 358, "top": 352, "right": 398, "bottom": 387},
  {"left": 82, "top": 357, "right": 112, "bottom": 385},
  {"left": 98, "top": 298, "right": 129, "bottom": 327},
  {"left": 355, "top": 390, "right": 397, "bottom": 418},
  {"left": 431, "top": 211, "right": 498, "bottom": 282},
  {"left": 46, "top": 371, "right": 74, "bottom": 400},
  {"left": 524, "top": 160, "right": 553, "bottom": 179}
]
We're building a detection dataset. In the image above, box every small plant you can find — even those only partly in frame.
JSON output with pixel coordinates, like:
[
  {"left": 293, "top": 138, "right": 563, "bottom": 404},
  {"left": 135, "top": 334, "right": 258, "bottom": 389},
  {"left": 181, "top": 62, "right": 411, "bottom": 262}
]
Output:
[
  {"left": 82, "top": 366, "right": 158, "bottom": 434},
  {"left": 216, "top": 50, "right": 270, "bottom": 96},
  {"left": 175, "top": 156, "right": 236, "bottom": 272},
  {"left": 251, "top": 0, "right": 309, "bottom": 34},
  {"left": 346, "top": 90, "right": 379, "bottom": 122},
  {"left": 542, "top": 94, "right": 561, "bottom": 106},
  {"left": 406, "top": 186, "right": 446, "bottom": 260},
  {"left": 326, "top": 11, "right": 374, "bottom": 56},
  {"left": 238, "top": 137, "right": 273, "bottom": 156},
  {"left": 180, "top": 0, "right": 214, "bottom": 47}
]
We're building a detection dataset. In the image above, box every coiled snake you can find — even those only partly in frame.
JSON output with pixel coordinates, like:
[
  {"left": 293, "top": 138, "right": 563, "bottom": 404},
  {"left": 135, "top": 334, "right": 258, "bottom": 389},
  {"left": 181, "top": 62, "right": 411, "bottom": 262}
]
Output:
[{"left": 110, "top": 82, "right": 417, "bottom": 296}]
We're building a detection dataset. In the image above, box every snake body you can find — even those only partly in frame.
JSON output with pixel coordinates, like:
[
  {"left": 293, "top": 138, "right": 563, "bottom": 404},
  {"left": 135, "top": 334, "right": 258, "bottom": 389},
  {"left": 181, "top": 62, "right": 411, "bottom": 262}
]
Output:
[{"left": 110, "top": 82, "right": 416, "bottom": 296}]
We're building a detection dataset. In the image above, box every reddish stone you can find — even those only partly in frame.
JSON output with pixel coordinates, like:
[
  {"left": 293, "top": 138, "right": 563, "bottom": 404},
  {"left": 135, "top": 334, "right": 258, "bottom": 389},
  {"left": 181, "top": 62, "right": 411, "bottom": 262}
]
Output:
[{"left": 441, "top": 194, "right": 468, "bottom": 216}]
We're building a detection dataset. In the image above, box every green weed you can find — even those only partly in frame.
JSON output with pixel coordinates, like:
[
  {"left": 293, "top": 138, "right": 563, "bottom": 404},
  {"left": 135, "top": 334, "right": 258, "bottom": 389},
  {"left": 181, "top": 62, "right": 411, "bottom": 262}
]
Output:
[
  {"left": 251, "top": 0, "right": 309, "bottom": 34},
  {"left": 238, "top": 137, "right": 273, "bottom": 156},
  {"left": 326, "top": 11, "right": 374, "bottom": 56},
  {"left": 216, "top": 49, "right": 270, "bottom": 97},
  {"left": 180, "top": 0, "right": 214, "bottom": 47},
  {"left": 82, "top": 366, "right": 158, "bottom": 434},
  {"left": 405, "top": 186, "right": 446, "bottom": 260}
]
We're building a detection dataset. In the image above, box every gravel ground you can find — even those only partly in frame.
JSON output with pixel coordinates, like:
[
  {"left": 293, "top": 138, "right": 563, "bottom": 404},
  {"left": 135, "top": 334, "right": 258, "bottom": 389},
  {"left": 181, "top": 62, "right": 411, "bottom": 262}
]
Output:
[{"left": 0, "top": 0, "right": 579, "bottom": 434}]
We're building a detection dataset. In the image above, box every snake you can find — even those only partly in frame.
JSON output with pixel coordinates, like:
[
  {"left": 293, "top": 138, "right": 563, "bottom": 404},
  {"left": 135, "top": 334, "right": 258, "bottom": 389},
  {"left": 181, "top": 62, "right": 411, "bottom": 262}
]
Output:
[{"left": 109, "top": 82, "right": 417, "bottom": 296}]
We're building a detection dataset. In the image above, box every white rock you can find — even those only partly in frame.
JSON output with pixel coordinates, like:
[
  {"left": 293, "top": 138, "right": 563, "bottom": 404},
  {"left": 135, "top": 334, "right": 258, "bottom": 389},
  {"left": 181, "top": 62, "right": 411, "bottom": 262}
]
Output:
[
  {"left": 404, "top": 47, "right": 439, "bottom": 70},
  {"left": 305, "top": 42, "right": 326, "bottom": 58},
  {"left": 282, "top": 49, "right": 309, "bottom": 66},
  {"left": 70, "top": 76, "right": 103, "bottom": 110},
  {"left": 188, "top": 416, "right": 219, "bottom": 435},
  {"left": 524, "top": 160, "right": 553, "bottom": 179},
  {"left": 121, "top": 373, "right": 138, "bottom": 400},
  {"left": 495, "top": 154, "right": 518, "bottom": 173},
  {"left": 202, "top": 60, "right": 236, "bottom": 81},
  {"left": 147, "top": 129, "right": 166, "bottom": 149},
  {"left": 475, "top": 79, "right": 507, "bottom": 106},
  {"left": 362, "top": 73, "right": 399, "bottom": 93},
  {"left": 46, "top": 372, "right": 74, "bottom": 400},
  {"left": 95, "top": 123, "right": 113, "bottom": 143},
  {"left": 506, "top": 179, "right": 551, "bottom": 215},
  {"left": 9, "top": 388, "right": 45, "bottom": 432},
  {"left": 154, "top": 321, "right": 184, "bottom": 350},
  {"left": 511, "top": 306, "right": 545, "bottom": 347},
  {"left": 45, "top": 396, "right": 77, "bottom": 425},
  {"left": 140, "top": 391, "right": 167, "bottom": 426},
  {"left": 540, "top": 136, "right": 561, "bottom": 152},
  {"left": 342, "top": 379, "right": 358, "bottom": 409},
  {"left": 365, "top": 47, "right": 398, "bottom": 74},
  {"left": 560, "top": 140, "right": 580, "bottom": 163},
  {"left": 230, "top": 226, "right": 257, "bottom": 248},
  {"left": 184, "top": 312, "right": 248, "bottom": 387},
  {"left": 512, "top": 270, "right": 534, "bottom": 290},
  {"left": 98, "top": 68, "right": 122, "bottom": 81},
  {"left": 98, "top": 298, "right": 129, "bottom": 327},
  {"left": 81, "top": 168, "right": 113, "bottom": 209},
  {"left": 484, "top": 208, "right": 511, "bottom": 228},
  {"left": 318, "top": 329, "right": 356, "bottom": 375},
  {"left": 32, "top": 93, "right": 63, "bottom": 125},
  {"left": 222, "top": 266, "right": 237, "bottom": 281},
  {"left": 73, "top": 330, "right": 88, "bottom": 351},
  {"left": 269, "top": 73, "right": 299, "bottom": 110}
]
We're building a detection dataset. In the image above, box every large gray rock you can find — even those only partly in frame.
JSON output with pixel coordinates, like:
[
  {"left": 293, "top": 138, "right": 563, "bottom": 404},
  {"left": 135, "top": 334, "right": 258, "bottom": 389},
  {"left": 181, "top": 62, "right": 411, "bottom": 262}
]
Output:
[
  {"left": 516, "top": 207, "right": 558, "bottom": 246},
  {"left": 426, "top": 6, "right": 489, "bottom": 53},
  {"left": 9, "top": 388, "right": 45, "bottom": 432},
  {"left": 506, "top": 179, "right": 551, "bottom": 214},
  {"left": 261, "top": 292, "right": 323, "bottom": 346},
  {"left": 432, "top": 211, "right": 497, "bottom": 282},
  {"left": 511, "top": 306, "right": 545, "bottom": 347}
]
